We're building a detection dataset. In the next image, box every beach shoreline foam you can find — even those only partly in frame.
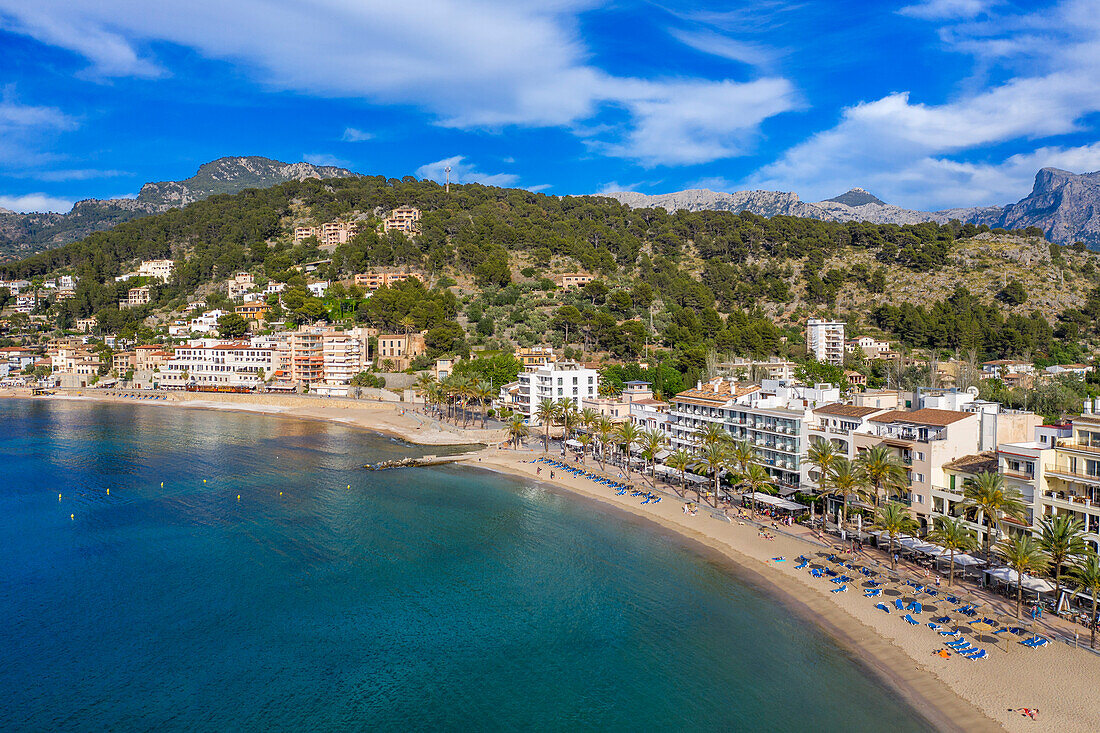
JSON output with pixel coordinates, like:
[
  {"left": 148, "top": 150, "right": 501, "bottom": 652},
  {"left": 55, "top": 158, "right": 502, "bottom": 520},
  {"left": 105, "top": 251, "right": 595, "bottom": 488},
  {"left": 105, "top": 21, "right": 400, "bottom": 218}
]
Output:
[{"left": 11, "top": 389, "right": 1100, "bottom": 731}]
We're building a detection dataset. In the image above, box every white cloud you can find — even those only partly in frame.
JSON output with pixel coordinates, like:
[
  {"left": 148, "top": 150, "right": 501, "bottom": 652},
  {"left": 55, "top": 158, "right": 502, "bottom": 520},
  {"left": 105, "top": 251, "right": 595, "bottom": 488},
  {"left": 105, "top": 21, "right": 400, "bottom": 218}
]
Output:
[
  {"left": 669, "top": 28, "right": 777, "bottom": 67},
  {"left": 415, "top": 155, "right": 519, "bottom": 187},
  {"left": 525, "top": 183, "right": 552, "bottom": 192},
  {"left": 899, "top": 0, "right": 1000, "bottom": 20},
  {"left": 302, "top": 153, "right": 351, "bottom": 168},
  {"left": 0, "top": 90, "right": 77, "bottom": 169},
  {"left": 341, "top": 127, "right": 374, "bottom": 142},
  {"left": 0, "top": 0, "right": 795, "bottom": 166},
  {"left": 593, "top": 181, "right": 641, "bottom": 194},
  {"left": 13, "top": 168, "right": 128, "bottom": 182},
  {"left": 750, "top": 0, "right": 1100, "bottom": 209},
  {"left": 0, "top": 192, "right": 75, "bottom": 212}
]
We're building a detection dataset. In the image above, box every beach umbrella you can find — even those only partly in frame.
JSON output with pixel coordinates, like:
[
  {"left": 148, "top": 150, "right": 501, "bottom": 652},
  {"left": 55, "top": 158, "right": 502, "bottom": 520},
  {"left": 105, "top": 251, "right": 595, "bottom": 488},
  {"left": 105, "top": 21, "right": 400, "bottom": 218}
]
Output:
[{"left": 969, "top": 620, "right": 995, "bottom": 646}]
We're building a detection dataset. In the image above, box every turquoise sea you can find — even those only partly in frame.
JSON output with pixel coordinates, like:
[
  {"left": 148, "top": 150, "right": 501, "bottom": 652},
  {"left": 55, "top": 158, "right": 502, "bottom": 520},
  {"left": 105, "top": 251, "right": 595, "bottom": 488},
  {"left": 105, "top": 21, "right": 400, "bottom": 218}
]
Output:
[{"left": 0, "top": 399, "right": 932, "bottom": 731}]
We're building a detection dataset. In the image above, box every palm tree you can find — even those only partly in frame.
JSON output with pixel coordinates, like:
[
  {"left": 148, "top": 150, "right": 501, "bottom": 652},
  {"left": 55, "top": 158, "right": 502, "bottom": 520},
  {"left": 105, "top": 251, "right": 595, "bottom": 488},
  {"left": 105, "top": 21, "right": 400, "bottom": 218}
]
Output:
[
  {"left": 615, "top": 422, "right": 640, "bottom": 480},
  {"left": 1038, "top": 514, "right": 1088, "bottom": 607},
  {"left": 476, "top": 380, "right": 494, "bottom": 427},
  {"left": 740, "top": 463, "right": 775, "bottom": 516},
  {"left": 691, "top": 442, "right": 728, "bottom": 507},
  {"left": 806, "top": 438, "right": 839, "bottom": 510},
  {"left": 595, "top": 417, "right": 614, "bottom": 470},
  {"left": 559, "top": 401, "right": 578, "bottom": 443},
  {"left": 826, "top": 457, "right": 866, "bottom": 528},
  {"left": 413, "top": 373, "right": 437, "bottom": 410},
  {"left": 579, "top": 407, "right": 599, "bottom": 439},
  {"left": 535, "top": 399, "right": 559, "bottom": 453},
  {"left": 1071, "top": 553, "right": 1100, "bottom": 648},
  {"left": 996, "top": 534, "right": 1049, "bottom": 618},
  {"left": 857, "top": 445, "right": 907, "bottom": 509},
  {"left": 666, "top": 447, "right": 693, "bottom": 498},
  {"left": 728, "top": 439, "right": 757, "bottom": 494},
  {"left": 961, "top": 471, "right": 1027, "bottom": 564},
  {"left": 577, "top": 432, "right": 592, "bottom": 464},
  {"left": 875, "top": 501, "right": 918, "bottom": 571},
  {"left": 506, "top": 414, "right": 529, "bottom": 449},
  {"left": 639, "top": 429, "right": 666, "bottom": 487},
  {"left": 694, "top": 422, "right": 728, "bottom": 449},
  {"left": 928, "top": 516, "right": 978, "bottom": 587}
]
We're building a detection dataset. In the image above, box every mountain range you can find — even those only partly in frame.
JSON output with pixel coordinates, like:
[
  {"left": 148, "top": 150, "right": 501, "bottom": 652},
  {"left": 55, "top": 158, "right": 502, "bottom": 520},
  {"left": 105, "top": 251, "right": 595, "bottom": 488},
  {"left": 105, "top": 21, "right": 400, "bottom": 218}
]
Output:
[
  {"left": 606, "top": 168, "right": 1100, "bottom": 246},
  {"left": 4, "top": 156, "right": 1100, "bottom": 261},
  {"left": 0, "top": 156, "right": 356, "bottom": 259}
]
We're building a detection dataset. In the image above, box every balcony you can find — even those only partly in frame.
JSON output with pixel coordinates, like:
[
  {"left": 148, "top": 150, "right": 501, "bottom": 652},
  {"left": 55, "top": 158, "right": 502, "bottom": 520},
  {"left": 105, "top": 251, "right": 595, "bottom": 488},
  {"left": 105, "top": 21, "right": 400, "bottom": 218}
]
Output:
[
  {"left": 1056, "top": 440, "right": 1100, "bottom": 455},
  {"left": 1045, "top": 464, "right": 1100, "bottom": 485},
  {"left": 1002, "top": 469, "right": 1036, "bottom": 482},
  {"left": 1044, "top": 491, "right": 1100, "bottom": 514}
]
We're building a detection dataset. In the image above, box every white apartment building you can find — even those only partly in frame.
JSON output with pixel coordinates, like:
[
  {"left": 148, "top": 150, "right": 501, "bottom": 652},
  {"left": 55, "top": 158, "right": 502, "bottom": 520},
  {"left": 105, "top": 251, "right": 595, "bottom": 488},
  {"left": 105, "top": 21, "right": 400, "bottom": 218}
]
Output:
[
  {"left": 514, "top": 360, "right": 599, "bottom": 420},
  {"left": 318, "top": 328, "right": 371, "bottom": 395},
  {"left": 668, "top": 378, "right": 841, "bottom": 494},
  {"left": 806, "top": 319, "right": 846, "bottom": 366},
  {"left": 189, "top": 310, "right": 226, "bottom": 335},
  {"left": 806, "top": 403, "right": 892, "bottom": 480},
  {"left": 161, "top": 339, "right": 274, "bottom": 389},
  {"left": 116, "top": 260, "right": 174, "bottom": 283}
]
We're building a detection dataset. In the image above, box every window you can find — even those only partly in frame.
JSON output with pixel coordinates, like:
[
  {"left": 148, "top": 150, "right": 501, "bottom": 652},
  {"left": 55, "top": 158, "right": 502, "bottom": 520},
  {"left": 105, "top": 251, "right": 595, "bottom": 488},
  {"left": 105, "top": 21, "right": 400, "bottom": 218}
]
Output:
[
  {"left": 916, "top": 451, "right": 924, "bottom": 461},
  {"left": 913, "top": 494, "right": 924, "bottom": 504},
  {"left": 914, "top": 473, "right": 925, "bottom": 483},
  {"left": 949, "top": 474, "right": 956, "bottom": 491}
]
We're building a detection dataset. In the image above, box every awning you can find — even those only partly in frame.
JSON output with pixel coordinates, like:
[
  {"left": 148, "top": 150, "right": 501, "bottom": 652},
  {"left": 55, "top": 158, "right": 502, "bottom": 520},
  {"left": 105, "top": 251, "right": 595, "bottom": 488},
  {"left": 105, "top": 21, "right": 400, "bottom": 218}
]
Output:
[
  {"left": 985, "top": 567, "right": 1056, "bottom": 594},
  {"left": 655, "top": 449, "right": 671, "bottom": 460},
  {"left": 565, "top": 439, "right": 583, "bottom": 448},
  {"left": 749, "top": 492, "right": 807, "bottom": 511}
]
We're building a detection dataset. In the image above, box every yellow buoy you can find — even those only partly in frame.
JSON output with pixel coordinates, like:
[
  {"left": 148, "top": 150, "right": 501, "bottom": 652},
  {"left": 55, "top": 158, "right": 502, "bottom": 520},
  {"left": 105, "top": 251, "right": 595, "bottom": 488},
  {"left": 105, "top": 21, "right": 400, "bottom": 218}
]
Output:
[
  {"left": 203, "top": 479, "right": 207, "bottom": 483},
  {"left": 70, "top": 514, "right": 74, "bottom": 520},
  {"left": 58, "top": 493, "right": 62, "bottom": 501},
  {"left": 106, "top": 488, "right": 110, "bottom": 495},
  {"left": 237, "top": 495, "right": 241, "bottom": 501},
  {"left": 279, "top": 491, "right": 283, "bottom": 496},
  {"left": 347, "top": 485, "right": 351, "bottom": 489},
  {"left": 160, "top": 482, "right": 164, "bottom": 487}
]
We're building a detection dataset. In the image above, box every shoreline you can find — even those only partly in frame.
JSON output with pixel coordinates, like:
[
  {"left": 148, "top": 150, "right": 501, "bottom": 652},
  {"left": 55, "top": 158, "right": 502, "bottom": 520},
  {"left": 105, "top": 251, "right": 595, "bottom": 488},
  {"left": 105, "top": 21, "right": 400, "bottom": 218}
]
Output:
[
  {"left": 468, "top": 455, "right": 997, "bottom": 733},
  {"left": 10, "top": 391, "right": 1100, "bottom": 731}
]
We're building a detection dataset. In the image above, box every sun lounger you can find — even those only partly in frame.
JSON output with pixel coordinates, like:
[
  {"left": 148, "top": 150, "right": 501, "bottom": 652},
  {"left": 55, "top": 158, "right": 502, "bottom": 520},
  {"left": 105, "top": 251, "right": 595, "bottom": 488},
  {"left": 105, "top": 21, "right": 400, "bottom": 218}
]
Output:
[
  {"left": 939, "top": 629, "right": 961, "bottom": 637},
  {"left": 945, "top": 595, "right": 960, "bottom": 604},
  {"left": 831, "top": 585, "right": 848, "bottom": 593},
  {"left": 945, "top": 639, "right": 970, "bottom": 648},
  {"left": 927, "top": 623, "right": 942, "bottom": 631},
  {"left": 810, "top": 569, "right": 824, "bottom": 578},
  {"left": 876, "top": 602, "right": 890, "bottom": 613},
  {"left": 902, "top": 614, "right": 919, "bottom": 625},
  {"left": 1021, "top": 637, "right": 1050, "bottom": 648},
  {"left": 963, "top": 649, "right": 987, "bottom": 660},
  {"left": 864, "top": 589, "right": 881, "bottom": 598},
  {"left": 933, "top": 615, "right": 951, "bottom": 624},
  {"left": 906, "top": 601, "right": 922, "bottom": 614},
  {"left": 794, "top": 560, "right": 809, "bottom": 569},
  {"left": 894, "top": 599, "right": 905, "bottom": 611}
]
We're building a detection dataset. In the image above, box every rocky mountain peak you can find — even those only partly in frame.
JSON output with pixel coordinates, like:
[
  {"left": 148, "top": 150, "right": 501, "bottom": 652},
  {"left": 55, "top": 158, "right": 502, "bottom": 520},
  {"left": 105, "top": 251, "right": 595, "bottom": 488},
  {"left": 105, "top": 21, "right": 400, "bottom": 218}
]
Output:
[{"left": 822, "top": 187, "right": 886, "bottom": 207}]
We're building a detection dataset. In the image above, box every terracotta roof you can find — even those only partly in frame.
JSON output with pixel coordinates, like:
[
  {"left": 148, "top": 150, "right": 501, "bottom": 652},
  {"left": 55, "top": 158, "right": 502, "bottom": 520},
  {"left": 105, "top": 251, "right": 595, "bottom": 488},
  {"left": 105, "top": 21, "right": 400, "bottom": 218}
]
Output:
[
  {"left": 944, "top": 452, "right": 998, "bottom": 474},
  {"left": 813, "top": 403, "right": 883, "bottom": 418},
  {"left": 870, "top": 408, "right": 974, "bottom": 427}
]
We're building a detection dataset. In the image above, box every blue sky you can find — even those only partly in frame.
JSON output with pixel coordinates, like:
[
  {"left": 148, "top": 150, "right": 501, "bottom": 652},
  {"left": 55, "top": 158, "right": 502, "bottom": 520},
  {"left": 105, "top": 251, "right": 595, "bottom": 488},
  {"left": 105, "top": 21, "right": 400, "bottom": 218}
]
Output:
[{"left": 1, "top": 0, "right": 1099, "bottom": 213}]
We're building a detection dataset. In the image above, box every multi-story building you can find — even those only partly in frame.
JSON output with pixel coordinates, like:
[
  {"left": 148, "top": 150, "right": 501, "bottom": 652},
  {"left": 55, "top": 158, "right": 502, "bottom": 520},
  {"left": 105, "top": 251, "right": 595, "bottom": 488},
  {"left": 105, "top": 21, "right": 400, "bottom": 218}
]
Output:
[
  {"left": 629, "top": 394, "right": 671, "bottom": 437},
  {"left": 1046, "top": 363, "right": 1094, "bottom": 378},
  {"left": 582, "top": 381, "right": 655, "bottom": 422},
  {"left": 235, "top": 302, "right": 271, "bottom": 323},
  {"left": 319, "top": 328, "right": 371, "bottom": 393},
  {"left": 846, "top": 336, "right": 891, "bottom": 357},
  {"left": 716, "top": 358, "right": 798, "bottom": 382},
  {"left": 161, "top": 340, "right": 273, "bottom": 389},
  {"left": 120, "top": 287, "right": 151, "bottom": 309},
  {"left": 377, "top": 332, "right": 426, "bottom": 371},
  {"left": 1043, "top": 414, "right": 1100, "bottom": 551},
  {"left": 807, "top": 403, "right": 891, "bottom": 464},
  {"left": 295, "top": 221, "right": 360, "bottom": 246},
  {"left": 515, "top": 346, "right": 556, "bottom": 367},
  {"left": 806, "top": 319, "right": 845, "bottom": 366},
  {"left": 514, "top": 360, "right": 599, "bottom": 419},
  {"left": 135, "top": 345, "right": 173, "bottom": 372},
  {"left": 112, "top": 351, "right": 137, "bottom": 373},
  {"left": 353, "top": 271, "right": 421, "bottom": 290},
  {"left": 668, "top": 378, "right": 841, "bottom": 494},
  {"left": 0, "top": 279, "right": 30, "bottom": 294},
  {"left": 116, "top": 260, "right": 174, "bottom": 283},
  {"left": 981, "top": 359, "right": 1034, "bottom": 380},
  {"left": 552, "top": 273, "right": 594, "bottom": 290},
  {"left": 14, "top": 294, "right": 39, "bottom": 313},
  {"left": 383, "top": 207, "right": 421, "bottom": 234},
  {"left": 853, "top": 408, "right": 980, "bottom": 530}
]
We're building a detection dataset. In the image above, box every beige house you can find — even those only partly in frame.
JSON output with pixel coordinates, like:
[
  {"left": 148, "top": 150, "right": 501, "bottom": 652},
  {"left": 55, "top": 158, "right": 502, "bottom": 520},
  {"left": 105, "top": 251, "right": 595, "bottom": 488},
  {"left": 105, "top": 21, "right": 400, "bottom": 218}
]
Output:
[
  {"left": 582, "top": 381, "right": 655, "bottom": 422},
  {"left": 377, "top": 332, "right": 426, "bottom": 371},
  {"left": 353, "top": 272, "right": 421, "bottom": 290},
  {"left": 120, "top": 286, "right": 151, "bottom": 309},
  {"left": 383, "top": 207, "right": 421, "bottom": 234},
  {"left": 552, "top": 273, "right": 594, "bottom": 290},
  {"left": 853, "top": 408, "right": 980, "bottom": 529}
]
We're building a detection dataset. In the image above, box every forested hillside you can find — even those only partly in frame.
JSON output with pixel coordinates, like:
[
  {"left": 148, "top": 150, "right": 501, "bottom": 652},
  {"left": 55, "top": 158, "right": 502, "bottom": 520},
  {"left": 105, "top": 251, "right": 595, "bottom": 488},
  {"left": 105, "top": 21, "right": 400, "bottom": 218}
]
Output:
[{"left": 3, "top": 175, "right": 1098, "bottom": 372}]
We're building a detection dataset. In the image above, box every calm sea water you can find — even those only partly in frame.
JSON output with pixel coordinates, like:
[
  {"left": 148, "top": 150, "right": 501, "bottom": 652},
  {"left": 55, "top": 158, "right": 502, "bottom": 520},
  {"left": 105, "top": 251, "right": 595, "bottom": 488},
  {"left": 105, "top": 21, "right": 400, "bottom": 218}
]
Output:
[{"left": 0, "top": 399, "right": 932, "bottom": 732}]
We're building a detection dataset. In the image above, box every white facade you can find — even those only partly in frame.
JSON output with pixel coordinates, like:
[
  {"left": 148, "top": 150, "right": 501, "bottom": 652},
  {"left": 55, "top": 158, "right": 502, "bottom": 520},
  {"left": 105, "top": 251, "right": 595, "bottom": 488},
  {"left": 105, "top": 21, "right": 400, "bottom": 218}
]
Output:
[
  {"left": 515, "top": 360, "right": 599, "bottom": 419},
  {"left": 806, "top": 319, "right": 846, "bottom": 366},
  {"left": 161, "top": 339, "right": 274, "bottom": 388}
]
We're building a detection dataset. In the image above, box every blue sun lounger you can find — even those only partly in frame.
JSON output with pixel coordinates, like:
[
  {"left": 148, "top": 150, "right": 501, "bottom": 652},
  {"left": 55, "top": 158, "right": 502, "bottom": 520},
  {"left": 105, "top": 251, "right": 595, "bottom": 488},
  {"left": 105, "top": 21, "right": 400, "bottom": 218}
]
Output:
[
  {"left": 876, "top": 602, "right": 890, "bottom": 613},
  {"left": 810, "top": 568, "right": 824, "bottom": 578},
  {"left": 963, "top": 649, "right": 988, "bottom": 660},
  {"left": 1021, "top": 636, "right": 1050, "bottom": 648},
  {"left": 831, "top": 585, "right": 848, "bottom": 593},
  {"left": 939, "top": 629, "right": 961, "bottom": 638},
  {"left": 794, "top": 559, "right": 809, "bottom": 569},
  {"left": 894, "top": 599, "right": 905, "bottom": 611},
  {"left": 864, "top": 589, "right": 881, "bottom": 598},
  {"left": 906, "top": 601, "right": 922, "bottom": 614},
  {"left": 902, "top": 614, "right": 919, "bottom": 625}
]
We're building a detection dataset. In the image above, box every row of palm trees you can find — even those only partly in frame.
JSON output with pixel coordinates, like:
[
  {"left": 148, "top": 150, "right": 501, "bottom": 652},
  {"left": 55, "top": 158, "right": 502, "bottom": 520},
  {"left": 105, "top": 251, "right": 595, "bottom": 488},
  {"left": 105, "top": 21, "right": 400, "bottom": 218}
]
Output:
[{"left": 414, "top": 374, "right": 495, "bottom": 429}]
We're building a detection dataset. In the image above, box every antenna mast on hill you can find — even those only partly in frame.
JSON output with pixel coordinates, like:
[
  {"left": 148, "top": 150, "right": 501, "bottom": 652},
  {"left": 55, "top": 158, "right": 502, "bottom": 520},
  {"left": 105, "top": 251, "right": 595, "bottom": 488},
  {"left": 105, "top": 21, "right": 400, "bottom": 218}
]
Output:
[{"left": 445, "top": 166, "right": 452, "bottom": 193}]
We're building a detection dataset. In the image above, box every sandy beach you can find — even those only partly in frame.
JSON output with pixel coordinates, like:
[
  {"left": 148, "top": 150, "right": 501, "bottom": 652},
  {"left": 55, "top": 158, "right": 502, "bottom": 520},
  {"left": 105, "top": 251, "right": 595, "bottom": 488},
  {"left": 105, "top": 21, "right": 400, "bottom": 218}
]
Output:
[{"left": 11, "top": 388, "right": 1100, "bottom": 732}]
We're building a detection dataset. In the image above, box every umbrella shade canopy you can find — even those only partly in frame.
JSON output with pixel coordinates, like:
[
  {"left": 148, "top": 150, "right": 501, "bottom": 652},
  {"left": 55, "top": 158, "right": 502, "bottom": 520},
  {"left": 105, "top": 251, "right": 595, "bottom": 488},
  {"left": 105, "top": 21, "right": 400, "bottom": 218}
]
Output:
[{"left": 969, "top": 621, "right": 994, "bottom": 634}]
